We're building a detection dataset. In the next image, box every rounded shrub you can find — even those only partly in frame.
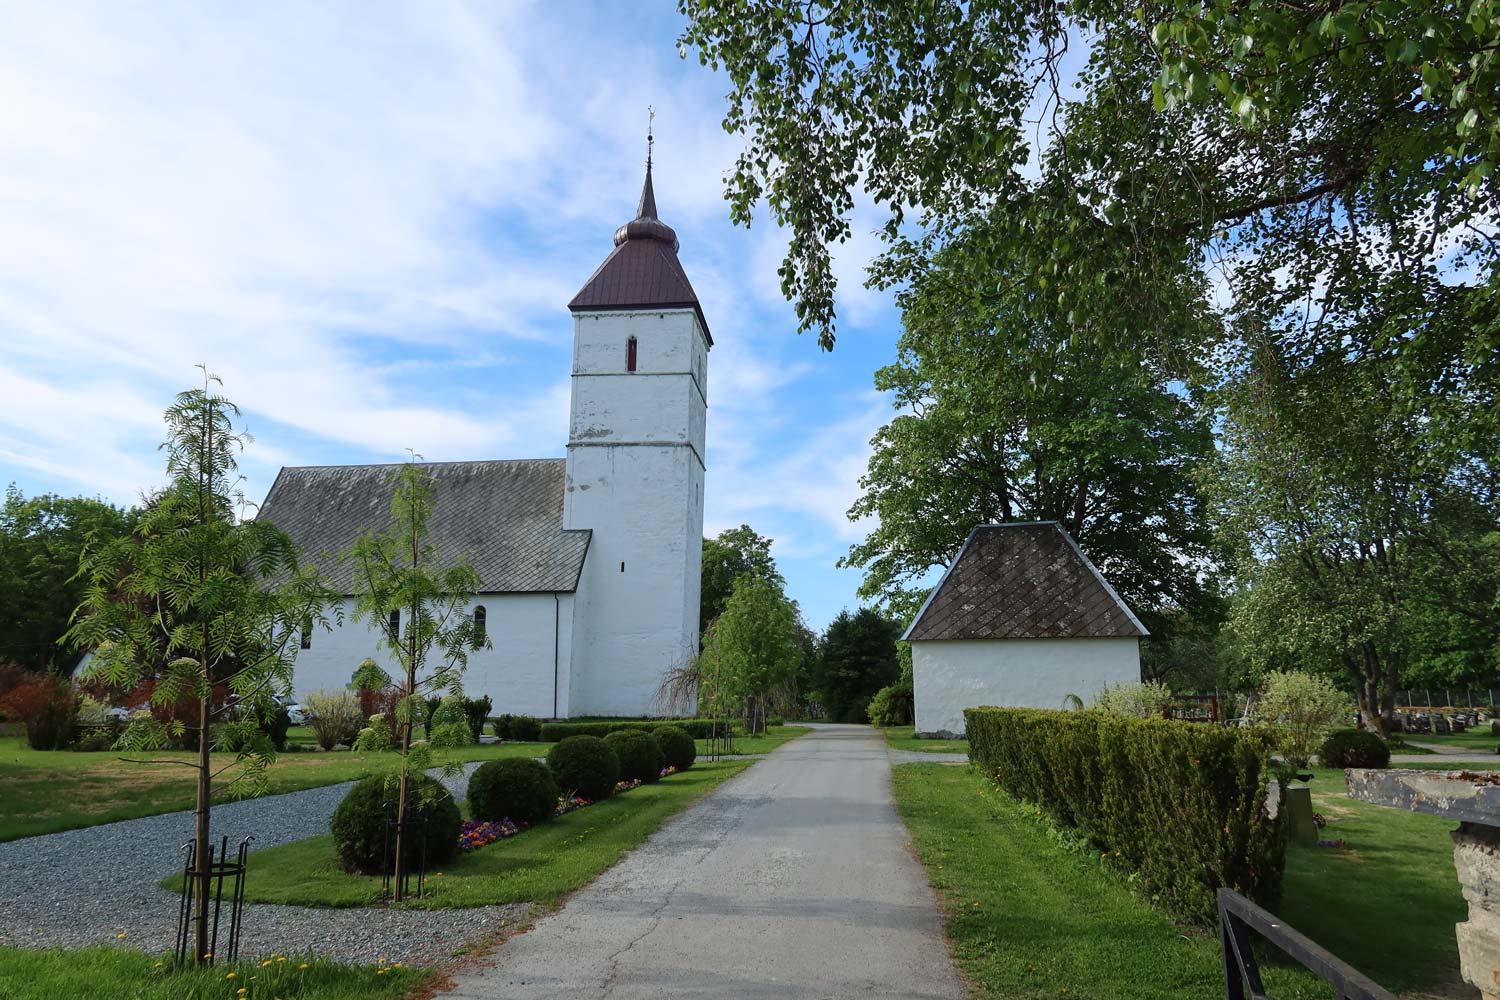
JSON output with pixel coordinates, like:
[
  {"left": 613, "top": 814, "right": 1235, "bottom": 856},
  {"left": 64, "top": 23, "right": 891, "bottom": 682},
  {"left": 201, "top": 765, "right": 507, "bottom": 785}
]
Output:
[
  {"left": 1319, "top": 728, "right": 1391, "bottom": 769},
  {"left": 605, "top": 730, "right": 666, "bottom": 784},
  {"left": 652, "top": 724, "right": 696, "bottom": 772},
  {"left": 546, "top": 735, "right": 620, "bottom": 801},
  {"left": 330, "top": 774, "right": 461, "bottom": 875},
  {"left": 467, "top": 757, "right": 558, "bottom": 826}
]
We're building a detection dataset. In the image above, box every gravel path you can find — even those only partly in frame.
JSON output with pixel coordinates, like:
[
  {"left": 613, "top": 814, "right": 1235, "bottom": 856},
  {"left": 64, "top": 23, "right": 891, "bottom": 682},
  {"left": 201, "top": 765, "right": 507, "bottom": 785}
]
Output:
[{"left": 0, "top": 763, "right": 528, "bottom": 964}]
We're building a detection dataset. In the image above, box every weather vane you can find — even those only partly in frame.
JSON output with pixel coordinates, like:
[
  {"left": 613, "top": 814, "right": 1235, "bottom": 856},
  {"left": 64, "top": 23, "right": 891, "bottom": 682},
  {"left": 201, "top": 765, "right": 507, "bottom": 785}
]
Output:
[{"left": 647, "top": 105, "right": 655, "bottom": 169}]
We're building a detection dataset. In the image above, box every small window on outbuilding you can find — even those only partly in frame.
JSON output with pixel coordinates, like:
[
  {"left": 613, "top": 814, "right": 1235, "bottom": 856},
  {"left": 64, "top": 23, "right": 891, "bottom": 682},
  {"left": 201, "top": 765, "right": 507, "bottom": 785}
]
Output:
[
  {"left": 473, "top": 605, "right": 487, "bottom": 648},
  {"left": 627, "top": 336, "right": 638, "bottom": 372},
  {"left": 387, "top": 609, "right": 400, "bottom": 643}
]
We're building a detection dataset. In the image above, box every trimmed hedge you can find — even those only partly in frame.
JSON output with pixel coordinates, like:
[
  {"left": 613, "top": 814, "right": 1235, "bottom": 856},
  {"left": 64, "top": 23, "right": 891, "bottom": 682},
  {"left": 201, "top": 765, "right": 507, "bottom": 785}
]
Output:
[
  {"left": 1320, "top": 728, "right": 1391, "bottom": 769},
  {"left": 467, "top": 757, "right": 558, "bottom": 826},
  {"left": 492, "top": 713, "right": 542, "bottom": 742},
  {"left": 540, "top": 719, "right": 729, "bottom": 741},
  {"left": 965, "top": 707, "right": 1285, "bottom": 925},
  {"left": 652, "top": 725, "right": 696, "bottom": 771},
  {"left": 330, "top": 774, "right": 461, "bottom": 875},
  {"left": 546, "top": 735, "right": 620, "bottom": 801},
  {"left": 605, "top": 730, "right": 666, "bottom": 784}
]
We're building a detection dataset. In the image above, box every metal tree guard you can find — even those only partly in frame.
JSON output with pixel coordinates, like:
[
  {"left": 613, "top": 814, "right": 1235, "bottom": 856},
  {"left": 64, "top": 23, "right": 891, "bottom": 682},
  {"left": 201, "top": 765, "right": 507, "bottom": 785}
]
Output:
[
  {"left": 381, "top": 814, "right": 431, "bottom": 902},
  {"left": 174, "top": 835, "right": 253, "bottom": 966}
]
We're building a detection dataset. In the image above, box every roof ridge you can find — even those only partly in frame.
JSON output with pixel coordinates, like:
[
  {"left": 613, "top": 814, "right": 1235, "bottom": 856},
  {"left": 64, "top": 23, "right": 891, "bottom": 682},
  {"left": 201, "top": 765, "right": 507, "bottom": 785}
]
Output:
[{"left": 277, "top": 457, "right": 565, "bottom": 472}]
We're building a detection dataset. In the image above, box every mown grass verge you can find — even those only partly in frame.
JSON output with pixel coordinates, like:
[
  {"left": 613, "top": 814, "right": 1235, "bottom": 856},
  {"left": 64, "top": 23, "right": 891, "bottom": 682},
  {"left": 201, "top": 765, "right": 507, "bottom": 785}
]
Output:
[
  {"left": 0, "top": 735, "right": 550, "bottom": 843},
  {"left": 695, "top": 724, "right": 810, "bottom": 757},
  {"left": 879, "top": 725, "right": 967, "bottom": 754},
  {"left": 892, "top": 762, "right": 1466, "bottom": 998},
  {"left": 215, "top": 759, "right": 753, "bottom": 910},
  {"left": 0, "top": 946, "right": 428, "bottom": 1000}
]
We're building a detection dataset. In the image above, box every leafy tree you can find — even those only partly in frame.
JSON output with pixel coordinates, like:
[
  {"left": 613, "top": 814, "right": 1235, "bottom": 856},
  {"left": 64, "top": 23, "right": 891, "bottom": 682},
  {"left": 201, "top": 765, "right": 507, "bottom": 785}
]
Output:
[
  {"left": 699, "top": 575, "right": 801, "bottom": 733},
  {"left": 65, "top": 371, "right": 330, "bottom": 964},
  {"left": 700, "top": 524, "right": 783, "bottom": 630},
  {"left": 814, "top": 608, "right": 902, "bottom": 723},
  {"left": 840, "top": 304, "right": 1221, "bottom": 642},
  {"left": 1253, "top": 671, "right": 1352, "bottom": 767},
  {"left": 0, "top": 487, "right": 132, "bottom": 670},
  {"left": 343, "top": 458, "right": 487, "bottom": 899}
]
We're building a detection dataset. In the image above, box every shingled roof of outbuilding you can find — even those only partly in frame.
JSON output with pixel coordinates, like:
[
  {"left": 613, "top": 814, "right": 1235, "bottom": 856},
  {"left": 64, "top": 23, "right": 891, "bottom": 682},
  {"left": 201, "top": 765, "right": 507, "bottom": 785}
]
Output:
[
  {"left": 568, "top": 160, "right": 712, "bottom": 344},
  {"left": 902, "top": 522, "right": 1147, "bottom": 642},
  {"left": 257, "top": 459, "right": 590, "bottom": 595}
]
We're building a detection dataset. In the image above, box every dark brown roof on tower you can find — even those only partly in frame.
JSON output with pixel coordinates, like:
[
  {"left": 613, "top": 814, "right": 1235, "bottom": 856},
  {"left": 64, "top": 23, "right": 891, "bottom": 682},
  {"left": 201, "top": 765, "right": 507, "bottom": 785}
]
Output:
[
  {"left": 568, "top": 160, "right": 712, "bottom": 344},
  {"left": 902, "top": 522, "right": 1148, "bottom": 642}
]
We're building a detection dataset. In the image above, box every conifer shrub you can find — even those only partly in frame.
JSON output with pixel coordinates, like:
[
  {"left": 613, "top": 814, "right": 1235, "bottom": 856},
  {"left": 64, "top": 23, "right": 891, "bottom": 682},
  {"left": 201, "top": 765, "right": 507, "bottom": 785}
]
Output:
[
  {"left": 1320, "top": 728, "right": 1391, "bottom": 769},
  {"left": 467, "top": 757, "right": 558, "bottom": 826},
  {"left": 546, "top": 735, "right": 620, "bottom": 801},
  {"left": 606, "top": 729, "right": 665, "bottom": 783},
  {"left": 461, "top": 695, "right": 492, "bottom": 743},
  {"left": 964, "top": 706, "right": 1285, "bottom": 926},
  {"left": 330, "top": 773, "right": 461, "bottom": 875},
  {"left": 652, "top": 724, "right": 696, "bottom": 771}
]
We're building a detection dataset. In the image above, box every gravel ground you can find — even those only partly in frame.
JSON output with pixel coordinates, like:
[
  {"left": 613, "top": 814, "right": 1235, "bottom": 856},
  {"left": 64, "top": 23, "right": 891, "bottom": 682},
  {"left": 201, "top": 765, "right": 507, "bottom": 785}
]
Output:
[{"left": 0, "top": 762, "right": 529, "bottom": 964}]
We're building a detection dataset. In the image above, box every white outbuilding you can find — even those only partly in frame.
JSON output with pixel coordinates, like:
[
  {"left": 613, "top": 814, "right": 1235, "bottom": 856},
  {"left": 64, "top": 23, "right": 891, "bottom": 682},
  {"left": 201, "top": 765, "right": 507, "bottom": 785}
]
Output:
[{"left": 903, "top": 522, "right": 1147, "bottom": 737}]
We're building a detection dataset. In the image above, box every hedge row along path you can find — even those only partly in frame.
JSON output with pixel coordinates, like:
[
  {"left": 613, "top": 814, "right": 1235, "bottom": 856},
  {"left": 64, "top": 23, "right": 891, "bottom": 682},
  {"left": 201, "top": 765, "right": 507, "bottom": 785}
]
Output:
[
  {"left": 440, "top": 723, "right": 964, "bottom": 1000},
  {"left": 0, "top": 762, "right": 526, "bottom": 964}
]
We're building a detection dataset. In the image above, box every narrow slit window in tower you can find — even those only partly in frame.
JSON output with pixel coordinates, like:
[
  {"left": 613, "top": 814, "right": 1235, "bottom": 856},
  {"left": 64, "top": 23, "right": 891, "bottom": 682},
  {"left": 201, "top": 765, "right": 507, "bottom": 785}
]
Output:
[
  {"left": 387, "top": 609, "right": 400, "bottom": 643},
  {"left": 473, "top": 605, "right": 487, "bottom": 648},
  {"left": 626, "top": 336, "right": 638, "bottom": 372}
]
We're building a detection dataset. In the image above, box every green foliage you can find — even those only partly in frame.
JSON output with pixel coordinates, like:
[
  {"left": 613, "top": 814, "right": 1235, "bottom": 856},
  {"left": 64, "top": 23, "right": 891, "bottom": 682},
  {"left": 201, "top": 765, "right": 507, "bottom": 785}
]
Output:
[
  {"left": 1091, "top": 680, "right": 1174, "bottom": 719},
  {"left": 545, "top": 735, "right": 620, "bottom": 801},
  {"left": 303, "top": 690, "right": 363, "bottom": 750},
  {"left": 699, "top": 575, "right": 803, "bottom": 733},
  {"left": 605, "top": 730, "right": 666, "bottom": 784},
  {"left": 256, "top": 705, "right": 292, "bottom": 753},
  {"left": 700, "top": 524, "right": 783, "bottom": 631},
  {"left": 651, "top": 724, "right": 697, "bottom": 771},
  {"left": 493, "top": 713, "right": 542, "bottom": 741},
  {"left": 1320, "top": 729, "right": 1392, "bottom": 770},
  {"left": 461, "top": 695, "right": 492, "bottom": 743},
  {"left": 349, "top": 658, "right": 392, "bottom": 693},
  {"left": 964, "top": 707, "right": 1284, "bottom": 925},
  {"left": 342, "top": 457, "right": 487, "bottom": 891},
  {"left": 1254, "top": 671, "right": 1353, "bottom": 768},
  {"left": 867, "top": 680, "right": 913, "bottom": 727},
  {"left": 539, "top": 719, "right": 728, "bottom": 741},
  {"left": 352, "top": 713, "right": 393, "bottom": 753},
  {"left": 0, "top": 488, "right": 132, "bottom": 671},
  {"left": 814, "top": 608, "right": 902, "bottom": 723},
  {"left": 329, "top": 773, "right": 460, "bottom": 875},
  {"left": 466, "top": 757, "right": 558, "bottom": 826}
]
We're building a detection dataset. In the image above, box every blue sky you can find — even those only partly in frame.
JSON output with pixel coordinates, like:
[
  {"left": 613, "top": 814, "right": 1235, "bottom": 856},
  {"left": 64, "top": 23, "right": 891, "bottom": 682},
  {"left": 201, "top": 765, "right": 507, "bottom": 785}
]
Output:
[{"left": 0, "top": 1, "right": 906, "bottom": 631}]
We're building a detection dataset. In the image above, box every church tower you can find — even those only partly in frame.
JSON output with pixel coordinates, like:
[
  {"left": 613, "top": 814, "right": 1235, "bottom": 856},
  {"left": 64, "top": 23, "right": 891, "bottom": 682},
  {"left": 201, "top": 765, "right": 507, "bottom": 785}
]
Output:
[{"left": 562, "top": 143, "right": 709, "bottom": 716}]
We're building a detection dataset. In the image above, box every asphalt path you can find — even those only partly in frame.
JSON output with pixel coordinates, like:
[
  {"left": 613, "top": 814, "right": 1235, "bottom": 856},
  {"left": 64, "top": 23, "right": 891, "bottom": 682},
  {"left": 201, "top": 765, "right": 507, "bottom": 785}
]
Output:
[{"left": 441, "top": 723, "right": 966, "bottom": 1000}]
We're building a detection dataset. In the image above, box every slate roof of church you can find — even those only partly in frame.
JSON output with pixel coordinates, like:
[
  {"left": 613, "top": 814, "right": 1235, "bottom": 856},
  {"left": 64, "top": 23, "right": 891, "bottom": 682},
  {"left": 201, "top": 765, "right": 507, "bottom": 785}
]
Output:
[
  {"left": 568, "top": 159, "right": 712, "bottom": 344},
  {"left": 902, "top": 522, "right": 1148, "bottom": 642},
  {"left": 258, "top": 459, "right": 590, "bottom": 595}
]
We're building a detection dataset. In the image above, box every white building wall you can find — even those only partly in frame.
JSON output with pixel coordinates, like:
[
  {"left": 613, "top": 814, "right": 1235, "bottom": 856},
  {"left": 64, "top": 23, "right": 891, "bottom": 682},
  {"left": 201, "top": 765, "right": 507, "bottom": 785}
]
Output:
[
  {"left": 911, "top": 638, "right": 1141, "bottom": 737},
  {"left": 565, "top": 307, "right": 707, "bottom": 716},
  {"left": 292, "top": 593, "right": 574, "bottom": 719}
]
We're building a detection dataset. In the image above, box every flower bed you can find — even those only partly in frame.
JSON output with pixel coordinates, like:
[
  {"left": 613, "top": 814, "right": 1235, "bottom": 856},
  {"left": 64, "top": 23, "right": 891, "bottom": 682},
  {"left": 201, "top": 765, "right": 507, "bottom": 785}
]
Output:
[{"left": 457, "top": 768, "right": 677, "bottom": 853}]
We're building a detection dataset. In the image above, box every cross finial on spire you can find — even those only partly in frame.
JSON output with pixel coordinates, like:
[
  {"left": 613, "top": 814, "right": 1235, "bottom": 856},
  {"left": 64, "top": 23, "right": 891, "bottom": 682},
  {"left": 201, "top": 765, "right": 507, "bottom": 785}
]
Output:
[
  {"left": 637, "top": 106, "right": 659, "bottom": 220},
  {"left": 647, "top": 105, "right": 655, "bottom": 170}
]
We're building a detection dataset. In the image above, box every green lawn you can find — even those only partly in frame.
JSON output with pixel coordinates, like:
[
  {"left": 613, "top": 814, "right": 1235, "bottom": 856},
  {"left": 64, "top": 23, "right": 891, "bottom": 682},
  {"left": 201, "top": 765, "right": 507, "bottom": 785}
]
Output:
[
  {"left": 0, "top": 735, "right": 550, "bottom": 843},
  {"left": 225, "top": 759, "right": 753, "bottom": 909},
  {"left": 694, "top": 724, "right": 810, "bottom": 756},
  {"left": 893, "top": 762, "right": 1467, "bottom": 998},
  {"left": 0, "top": 947, "right": 428, "bottom": 1000},
  {"left": 1399, "top": 727, "right": 1500, "bottom": 753},
  {"left": 880, "top": 725, "right": 968, "bottom": 754}
]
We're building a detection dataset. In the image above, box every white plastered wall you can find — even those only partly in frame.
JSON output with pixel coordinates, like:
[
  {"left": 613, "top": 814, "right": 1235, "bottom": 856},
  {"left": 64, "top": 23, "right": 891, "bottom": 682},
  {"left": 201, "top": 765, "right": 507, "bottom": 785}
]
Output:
[
  {"left": 291, "top": 593, "right": 575, "bottom": 718},
  {"left": 911, "top": 638, "right": 1141, "bottom": 737},
  {"left": 564, "top": 308, "right": 707, "bottom": 717}
]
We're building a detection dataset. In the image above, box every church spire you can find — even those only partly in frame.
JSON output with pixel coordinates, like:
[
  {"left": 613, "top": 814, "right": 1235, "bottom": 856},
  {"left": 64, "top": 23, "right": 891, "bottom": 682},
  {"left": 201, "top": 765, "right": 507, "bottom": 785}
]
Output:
[{"left": 637, "top": 107, "right": 658, "bottom": 220}]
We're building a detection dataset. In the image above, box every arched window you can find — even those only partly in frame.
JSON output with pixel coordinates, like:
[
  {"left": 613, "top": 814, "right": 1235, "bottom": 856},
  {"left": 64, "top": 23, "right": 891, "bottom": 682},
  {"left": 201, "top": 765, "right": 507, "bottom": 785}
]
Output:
[
  {"left": 300, "top": 615, "right": 312, "bottom": 650},
  {"left": 473, "top": 605, "right": 487, "bottom": 648},
  {"left": 626, "top": 336, "right": 638, "bottom": 372},
  {"left": 387, "top": 609, "right": 400, "bottom": 643}
]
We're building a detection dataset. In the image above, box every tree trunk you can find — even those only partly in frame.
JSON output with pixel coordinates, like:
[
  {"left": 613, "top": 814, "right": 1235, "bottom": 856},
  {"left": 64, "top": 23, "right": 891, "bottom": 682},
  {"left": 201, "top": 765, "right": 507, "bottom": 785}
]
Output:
[{"left": 194, "top": 689, "right": 211, "bottom": 963}]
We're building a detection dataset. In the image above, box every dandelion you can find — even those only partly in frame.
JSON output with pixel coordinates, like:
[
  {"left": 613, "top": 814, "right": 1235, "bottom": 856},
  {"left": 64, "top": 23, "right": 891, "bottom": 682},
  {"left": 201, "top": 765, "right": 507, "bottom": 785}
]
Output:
[
  {"left": 299, "top": 963, "right": 310, "bottom": 970},
  {"left": 226, "top": 972, "right": 237, "bottom": 979},
  {"left": 262, "top": 959, "right": 273, "bottom": 967},
  {"left": 117, "top": 932, "right": 126, "bottom": 939},
  {"left": 153, "top": 962, "right": 163, "bottom": 968}
]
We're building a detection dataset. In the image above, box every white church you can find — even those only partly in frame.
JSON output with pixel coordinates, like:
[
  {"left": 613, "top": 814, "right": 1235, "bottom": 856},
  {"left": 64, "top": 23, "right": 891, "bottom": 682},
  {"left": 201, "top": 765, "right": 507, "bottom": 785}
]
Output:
[{"left": 258, "top": 160, "right": 708, "bottom": 718}]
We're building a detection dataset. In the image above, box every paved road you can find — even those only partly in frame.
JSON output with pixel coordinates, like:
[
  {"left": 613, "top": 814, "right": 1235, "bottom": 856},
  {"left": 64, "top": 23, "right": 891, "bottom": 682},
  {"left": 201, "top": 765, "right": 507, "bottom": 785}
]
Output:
[{"left": 442, "top": 723, "right": 966, "bottom": 1000}]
